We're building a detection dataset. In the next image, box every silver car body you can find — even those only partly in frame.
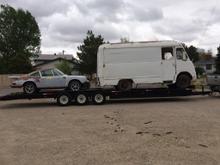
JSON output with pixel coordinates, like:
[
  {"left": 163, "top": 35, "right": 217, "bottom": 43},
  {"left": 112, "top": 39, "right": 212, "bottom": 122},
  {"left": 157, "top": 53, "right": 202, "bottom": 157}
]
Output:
[{"left": 11, "top": 68, "right": 89, "bottom": 89}]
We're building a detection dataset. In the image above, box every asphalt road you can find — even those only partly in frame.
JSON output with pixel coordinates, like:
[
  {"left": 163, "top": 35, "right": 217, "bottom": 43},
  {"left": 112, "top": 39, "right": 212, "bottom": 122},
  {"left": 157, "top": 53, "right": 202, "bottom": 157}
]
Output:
[{"left": 0, "top": 91, "right": 219, "bottom": 165}]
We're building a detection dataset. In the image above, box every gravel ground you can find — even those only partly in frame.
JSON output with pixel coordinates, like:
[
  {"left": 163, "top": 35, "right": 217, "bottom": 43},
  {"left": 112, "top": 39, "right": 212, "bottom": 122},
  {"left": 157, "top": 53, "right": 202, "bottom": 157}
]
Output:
[{"left": 0, "top": 93, "right": 219, "bottom": 165}]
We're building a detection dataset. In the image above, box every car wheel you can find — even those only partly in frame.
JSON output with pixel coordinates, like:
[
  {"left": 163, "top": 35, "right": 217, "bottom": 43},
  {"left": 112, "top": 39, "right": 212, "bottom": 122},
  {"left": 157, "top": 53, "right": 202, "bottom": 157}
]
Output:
[
  {"left": 68, "top": 80, "right": 81, "bottom": 91},
  {"left": 23, "top": 82, "right": 37, "bottom": 94},
  {"left": 176, "top": 74, "right": 191, "bottom": 89},
  {"left": 117, "top": 80, "right": 132, "bottom": 91}
]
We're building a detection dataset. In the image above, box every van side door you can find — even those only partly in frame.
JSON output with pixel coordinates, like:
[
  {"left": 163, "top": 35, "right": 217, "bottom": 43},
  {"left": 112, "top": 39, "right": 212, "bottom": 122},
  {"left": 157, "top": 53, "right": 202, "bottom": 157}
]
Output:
[{"left": 161, "top": 47, "right": 176, "bottom": 82}]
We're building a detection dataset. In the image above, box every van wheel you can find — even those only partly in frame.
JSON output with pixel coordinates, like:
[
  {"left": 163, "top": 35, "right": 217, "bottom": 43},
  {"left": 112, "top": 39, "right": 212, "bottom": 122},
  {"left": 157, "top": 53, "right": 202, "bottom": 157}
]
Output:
[
  {"left": 117, "top": 80, "right": 132, "bottom": 91},
  {"left": 176, "top": 74, "right": 191, "bottom": 89}
]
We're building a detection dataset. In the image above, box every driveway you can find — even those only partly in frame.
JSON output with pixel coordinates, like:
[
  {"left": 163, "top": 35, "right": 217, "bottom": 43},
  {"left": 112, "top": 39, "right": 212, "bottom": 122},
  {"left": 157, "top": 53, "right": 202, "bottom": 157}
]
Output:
[{"left": 0, "top": 95, "right": 219, "bottom": 165}]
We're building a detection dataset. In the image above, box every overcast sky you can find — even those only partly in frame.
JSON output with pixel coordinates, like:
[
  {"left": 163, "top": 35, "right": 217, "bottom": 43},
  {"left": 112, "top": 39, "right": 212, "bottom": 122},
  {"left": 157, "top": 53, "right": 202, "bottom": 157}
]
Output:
[{"left": 0, "top": 0, "right": 220, "bottom": 55}]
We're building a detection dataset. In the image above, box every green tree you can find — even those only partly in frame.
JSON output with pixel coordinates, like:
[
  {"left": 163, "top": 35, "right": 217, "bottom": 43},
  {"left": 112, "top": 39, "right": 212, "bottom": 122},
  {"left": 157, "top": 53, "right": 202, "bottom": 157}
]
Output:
[
  {"left": 0, "top": 5, "right": 41, "bottom": 74},
  {"left": 75, "top": 30, "right": 105, "bottom": 75},
  {"left": 195, "top": 67, "right": 205, "bottom": 77},
  {"left": 120, "top": 37, "right": 129, "bottom": 43},
  {"left": 215, "top": 45, "right": 220, "bottom": 74},
  {"left": 56, "top": 60, "right": 73, "bottom": 75},
  {"left": 184, "top": 45, "right": 199, "bottom": 63}
]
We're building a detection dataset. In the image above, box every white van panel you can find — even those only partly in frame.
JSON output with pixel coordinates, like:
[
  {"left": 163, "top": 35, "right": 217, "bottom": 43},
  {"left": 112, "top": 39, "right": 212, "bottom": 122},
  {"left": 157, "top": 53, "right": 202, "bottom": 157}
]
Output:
[{"left": 102, "top": 47, "right": 162, "bottom": 84}]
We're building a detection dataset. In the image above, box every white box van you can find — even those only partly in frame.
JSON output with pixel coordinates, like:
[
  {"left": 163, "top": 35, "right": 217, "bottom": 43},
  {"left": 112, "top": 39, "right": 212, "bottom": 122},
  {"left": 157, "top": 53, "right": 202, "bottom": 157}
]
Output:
[{"left": 97, "top": 41, "right": 196, "bottom": 91}]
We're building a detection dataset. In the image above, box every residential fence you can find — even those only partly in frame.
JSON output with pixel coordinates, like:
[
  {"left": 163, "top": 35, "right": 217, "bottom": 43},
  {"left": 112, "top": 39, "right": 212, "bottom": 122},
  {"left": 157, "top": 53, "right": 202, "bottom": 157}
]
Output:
[{"left": 0, "top": 74, "right": 21, "bottom": 88}]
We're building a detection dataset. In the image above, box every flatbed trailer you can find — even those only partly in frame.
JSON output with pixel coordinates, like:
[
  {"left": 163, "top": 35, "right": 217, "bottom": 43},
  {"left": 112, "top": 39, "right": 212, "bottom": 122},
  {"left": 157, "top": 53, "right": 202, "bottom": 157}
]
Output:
[{"left": 0, "top": 87, "right": 211, "bottom": 106}]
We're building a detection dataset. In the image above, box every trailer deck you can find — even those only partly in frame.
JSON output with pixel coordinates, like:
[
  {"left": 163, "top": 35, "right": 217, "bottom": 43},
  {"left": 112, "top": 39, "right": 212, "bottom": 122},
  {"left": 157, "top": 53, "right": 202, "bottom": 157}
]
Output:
[{"left": 0, "top": 87, "right": 212, "bottom": 106}]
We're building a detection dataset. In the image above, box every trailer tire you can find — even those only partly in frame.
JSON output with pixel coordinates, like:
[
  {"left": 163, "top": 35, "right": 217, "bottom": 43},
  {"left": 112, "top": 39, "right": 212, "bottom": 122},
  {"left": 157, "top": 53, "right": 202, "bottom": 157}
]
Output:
[
  {"left": 76, "top": 93, "right": 88, "bottom": 105},
  {"left": 117, "top": 80, "right": 132, "bottom": 91},
  {"left": 93, "top": 92, "right": 105, "bottom": 105},
  {"left": 57, "top": 92, "right": 71, "bottom": 106}
]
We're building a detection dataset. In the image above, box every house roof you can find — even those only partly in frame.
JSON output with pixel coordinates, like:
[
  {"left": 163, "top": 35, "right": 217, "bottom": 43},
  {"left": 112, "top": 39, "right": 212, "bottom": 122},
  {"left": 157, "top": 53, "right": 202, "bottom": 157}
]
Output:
[
  {"left": 195, "top": 58, "right": 216, "bottom": 65},
  {"left": 34, "top": 58, "right": 73, "bottom": 67},
  {"left": 34, "top": 54, "right": 74, "bottom": 61}
]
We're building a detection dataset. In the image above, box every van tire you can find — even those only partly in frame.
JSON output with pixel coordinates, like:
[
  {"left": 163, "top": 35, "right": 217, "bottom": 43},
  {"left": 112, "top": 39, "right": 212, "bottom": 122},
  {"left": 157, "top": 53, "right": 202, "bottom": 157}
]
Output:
[
  {"left": 175, "top": 74, "right": 191, "bottom": 89},
  {"left": 117, "top": 80, "right": 132, "bottom": 91}
]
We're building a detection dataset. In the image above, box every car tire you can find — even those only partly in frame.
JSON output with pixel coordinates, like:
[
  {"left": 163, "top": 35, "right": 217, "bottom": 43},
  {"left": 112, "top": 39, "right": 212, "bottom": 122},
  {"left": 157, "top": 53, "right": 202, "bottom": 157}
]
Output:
[
  {"left": 23, "top": 82, "right": 37, "bottom": 94},
  {"left": 175, "top": 74, "right": 191, "bottom": 89},
  {"left": 117, "top": 80, "right": 132, "bottom": 91},
  {"left": 68, "top": 80, "right": 81, "bottom": 92}
]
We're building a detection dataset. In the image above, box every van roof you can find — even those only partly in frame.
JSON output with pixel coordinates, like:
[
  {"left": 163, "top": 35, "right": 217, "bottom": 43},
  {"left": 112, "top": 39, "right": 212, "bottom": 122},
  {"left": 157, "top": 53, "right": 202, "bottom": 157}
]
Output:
[{"left": 100, "top": 40, "right": 183, "bottom": 49}]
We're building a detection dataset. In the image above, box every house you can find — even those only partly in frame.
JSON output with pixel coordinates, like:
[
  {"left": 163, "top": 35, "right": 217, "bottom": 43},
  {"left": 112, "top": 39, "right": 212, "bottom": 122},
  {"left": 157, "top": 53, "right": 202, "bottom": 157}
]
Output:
[
  {"left": 195, "top": 58, "right": 216, "bottom": 74},
  {"left": 32, "top": 54, "right": 79, "bottom": 75}
]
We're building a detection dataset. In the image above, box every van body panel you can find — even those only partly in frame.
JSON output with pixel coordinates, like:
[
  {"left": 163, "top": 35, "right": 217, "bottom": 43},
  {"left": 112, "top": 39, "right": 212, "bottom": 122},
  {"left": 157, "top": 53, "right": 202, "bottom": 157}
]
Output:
[{"left": 97, "top": 41, "right": 196, "bottom": 87}]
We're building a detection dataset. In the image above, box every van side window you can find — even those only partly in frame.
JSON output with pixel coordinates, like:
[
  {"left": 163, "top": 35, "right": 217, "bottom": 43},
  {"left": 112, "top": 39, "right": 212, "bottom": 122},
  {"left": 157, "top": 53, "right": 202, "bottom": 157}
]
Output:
[{"left": 162, "top": 47, "right": 173, "bottom": 60}]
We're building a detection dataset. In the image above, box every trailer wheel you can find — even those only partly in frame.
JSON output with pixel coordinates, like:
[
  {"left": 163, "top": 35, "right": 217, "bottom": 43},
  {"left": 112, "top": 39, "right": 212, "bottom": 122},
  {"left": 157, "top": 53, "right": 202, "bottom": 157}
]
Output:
[
  {"left": 76, "top": 93, "right": 87, "bottom": 105},
  {"left": 57, "top": 93, "right": 71, "bottom": 106},
  {"left": 93, "top": 93, "right": 105, "bottom": 105}
]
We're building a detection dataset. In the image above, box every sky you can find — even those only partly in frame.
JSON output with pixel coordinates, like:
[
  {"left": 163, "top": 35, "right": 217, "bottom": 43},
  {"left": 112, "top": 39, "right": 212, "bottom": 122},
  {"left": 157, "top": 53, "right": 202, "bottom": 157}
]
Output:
[{"left": 0, "top": 0, "right": 220, "bottom": 55}]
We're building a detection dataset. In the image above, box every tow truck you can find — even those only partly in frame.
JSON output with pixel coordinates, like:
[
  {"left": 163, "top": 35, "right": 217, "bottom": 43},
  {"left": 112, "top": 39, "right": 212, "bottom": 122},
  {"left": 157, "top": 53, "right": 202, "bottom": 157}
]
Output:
[{"left": 0, "top": 86, "right": 212, "bottom": 106}]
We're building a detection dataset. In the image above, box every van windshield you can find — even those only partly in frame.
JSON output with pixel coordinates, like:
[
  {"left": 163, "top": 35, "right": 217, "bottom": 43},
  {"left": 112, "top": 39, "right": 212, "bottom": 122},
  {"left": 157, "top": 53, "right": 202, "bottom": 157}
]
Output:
[{"left": 176, "top": 48, "right": 188, "bottom": 60}]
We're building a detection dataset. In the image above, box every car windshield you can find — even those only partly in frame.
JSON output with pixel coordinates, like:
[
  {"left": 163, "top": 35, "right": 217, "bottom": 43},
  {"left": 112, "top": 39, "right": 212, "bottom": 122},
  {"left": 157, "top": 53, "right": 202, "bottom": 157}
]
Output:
[
  {"left": 29, "top": 71, "right": 40, "bottom": 77},
  {"left": 53, "top": 69, "right": 65, "bottom": 76}
]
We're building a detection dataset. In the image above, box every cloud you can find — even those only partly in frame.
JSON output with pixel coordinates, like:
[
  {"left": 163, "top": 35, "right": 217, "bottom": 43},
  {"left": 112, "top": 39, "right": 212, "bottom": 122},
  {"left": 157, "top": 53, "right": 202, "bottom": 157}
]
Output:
[
  {"left": 0, "top": 0, "right": 220, "bottom": 54},
  {"left": 0, "top": 0, "right": 70, "bottom": 17}
]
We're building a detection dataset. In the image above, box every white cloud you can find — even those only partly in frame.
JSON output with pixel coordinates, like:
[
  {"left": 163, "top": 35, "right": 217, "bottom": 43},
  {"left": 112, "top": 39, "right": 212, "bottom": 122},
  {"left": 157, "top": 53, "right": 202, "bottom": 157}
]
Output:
[{"left": 0, "top": 0, "right": 220, "bottom": 54}]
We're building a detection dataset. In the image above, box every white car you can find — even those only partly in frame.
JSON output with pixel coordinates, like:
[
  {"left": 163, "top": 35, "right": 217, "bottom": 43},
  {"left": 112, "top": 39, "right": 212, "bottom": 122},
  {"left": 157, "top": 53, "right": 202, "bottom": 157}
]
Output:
[{"left": 10, "top": 68, "right": 90, "bottom": 94}]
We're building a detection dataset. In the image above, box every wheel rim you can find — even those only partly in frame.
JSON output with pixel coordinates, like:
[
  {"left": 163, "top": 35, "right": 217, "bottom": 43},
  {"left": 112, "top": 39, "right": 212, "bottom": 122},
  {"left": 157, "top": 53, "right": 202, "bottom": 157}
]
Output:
[
  {"left": 24, "top": 84, "right": 35, "bottom": 94},
  {"left": 59, "top": 95, "right": 69, "bottom": 105},
  {"left": 77, "top": 94, "right": 87, "bottom": 104},
  {"left": 94, "top": 94, "right": 104, "bottom": 104},
  {"left": 70, "top": 81, "right": 80, "bottom": 91}
]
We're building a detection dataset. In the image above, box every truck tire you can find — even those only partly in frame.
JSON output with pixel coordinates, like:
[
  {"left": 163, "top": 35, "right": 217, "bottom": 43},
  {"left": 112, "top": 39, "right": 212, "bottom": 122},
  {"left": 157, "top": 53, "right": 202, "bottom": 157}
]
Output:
[
  {"left": 117, "top": 80, "right": 132, "bottom": 91},
  {"left": 23, "top": 82, "right": 37, "bottom": 94},
  {"left": 176, "top": 74, "right": 191, "bottom": 89},
  {"left": 57, "top": 92, "right": 71, "bottom": 106},
  {"left": 93, "top": 92, "right": 105, "bottom": 105}
]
